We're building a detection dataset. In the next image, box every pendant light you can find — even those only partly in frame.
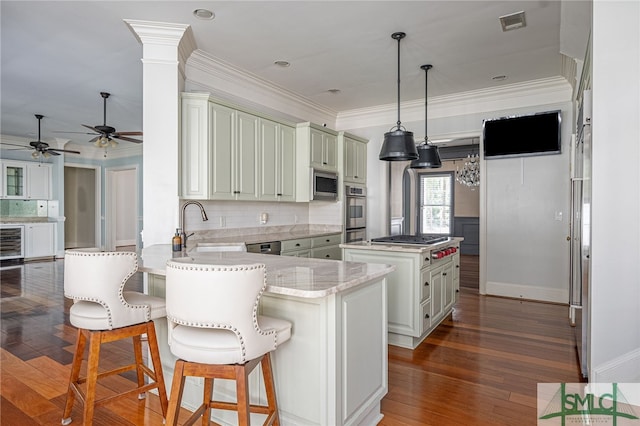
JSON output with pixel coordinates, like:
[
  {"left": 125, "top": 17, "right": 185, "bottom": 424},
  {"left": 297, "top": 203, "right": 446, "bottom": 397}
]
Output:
[
  {"left": 410, "top": 64, "right": 442, "bottom": 168},
  {"left": 379, "top": 32, "right": 418, "bottom": 161}
]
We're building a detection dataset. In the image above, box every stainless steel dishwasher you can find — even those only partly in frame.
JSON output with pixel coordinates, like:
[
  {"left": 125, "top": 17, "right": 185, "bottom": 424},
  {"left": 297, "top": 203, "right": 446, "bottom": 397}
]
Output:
[{"left": 245, "top": 241, "right": 281, "bottom": 255}]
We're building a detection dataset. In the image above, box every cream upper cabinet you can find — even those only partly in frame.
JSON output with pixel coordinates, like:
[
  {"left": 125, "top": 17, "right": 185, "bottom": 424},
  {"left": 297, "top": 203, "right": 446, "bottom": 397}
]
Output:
[
  {"left": 309, "top": 128, "right": 338, "bottom": 172},
  {"left": 259, "top": 119, "right": 295, "bottom": 202},
  {"left": 180, "top": 93, "right": 211, "bottom": 199},
  {"left": 341, "top": 134, "right": 368, "bottom": 184},
  {"left": 234, "top": 111, "right": 259, "bottom": 201},
  {"left": 1, "top": 160, "right": 52, "bottom": 200}
]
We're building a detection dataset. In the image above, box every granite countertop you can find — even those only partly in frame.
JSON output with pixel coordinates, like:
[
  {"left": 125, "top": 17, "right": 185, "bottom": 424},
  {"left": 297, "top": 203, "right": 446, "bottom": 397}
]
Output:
[
  {"left": 139, "top": 244, "right": 394, "bottom": 299},
  {"left": 340, "top": 237, "right": 464, "bottom": 254},
  {"left": 0, "top": 217, "right": 56, "bottom": 224}
]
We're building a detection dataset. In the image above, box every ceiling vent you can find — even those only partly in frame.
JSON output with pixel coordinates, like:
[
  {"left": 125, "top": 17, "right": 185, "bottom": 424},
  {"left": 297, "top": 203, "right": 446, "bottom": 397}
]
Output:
[{"left": 499, "top": 11, "right": 526, "bottom": 32}]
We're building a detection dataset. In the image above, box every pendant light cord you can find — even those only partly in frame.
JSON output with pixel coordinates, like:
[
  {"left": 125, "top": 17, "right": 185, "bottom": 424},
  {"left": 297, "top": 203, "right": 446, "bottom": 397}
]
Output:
[
  {"left": 421, "top": 64, "right": 433, "bottom": 145},
  {"left": 396, "top": 36, "right": 401, "bottom": 127}
]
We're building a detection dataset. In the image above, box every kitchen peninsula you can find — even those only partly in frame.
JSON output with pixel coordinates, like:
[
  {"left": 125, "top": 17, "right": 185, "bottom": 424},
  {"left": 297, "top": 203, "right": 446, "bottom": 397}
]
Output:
[{"left": 138, "top": 244, "right": 394, "bottom": 426}]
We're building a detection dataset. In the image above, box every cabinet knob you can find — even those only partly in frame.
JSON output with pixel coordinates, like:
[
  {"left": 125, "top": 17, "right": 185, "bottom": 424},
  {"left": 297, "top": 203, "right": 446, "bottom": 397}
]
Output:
[
  {"left": 456, "top": 265, "right": 460, "bottom": 268},
  {"left": 424, "top": 313, "right": 430, "bottom": 319},
  {"left": 277, "top": 193, "right": 283, "bottom": 196},
  {"left": 456, "top": 289, "right": 460, "bottom": 292},
  {"left": 295, "top": 243, "right": 300, "bottom": 247},
  {"left": 233, "top": 190, "right": 240, "bottom": 194},
  {"left": 443, "top": 272, "right": 447, "bottom": 276},
  {"left": 425, "top": 257, "right": 429, "bottom": 262},
  {"left": 424, "top": 281, "right": 429, "bottom": 286},
  {"left": 325, "top": 254, "right": 330, "bottom": 258},
  {"left": 354, "top": 176, "right": 358, "bottom": 178},
  {"left": 323, "top": 162, "right": 327, "bottom": 165}
]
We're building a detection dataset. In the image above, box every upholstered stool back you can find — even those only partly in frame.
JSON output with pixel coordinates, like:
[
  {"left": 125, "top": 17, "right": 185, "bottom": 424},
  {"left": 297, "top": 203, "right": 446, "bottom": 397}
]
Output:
[
  {"left": 164, "top": 259, "right": 291, "bottom": 426},
  {"left": 61, "top": 250, "right": 168, "bottom": 426}
]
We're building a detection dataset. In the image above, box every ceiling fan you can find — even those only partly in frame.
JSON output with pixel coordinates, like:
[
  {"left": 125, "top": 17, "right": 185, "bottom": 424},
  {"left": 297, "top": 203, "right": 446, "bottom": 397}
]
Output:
[
  {"left": 3, "top": 114, "right": 81, "bottom": 158},
  {"left": 57, "top": 92, "right": 142, "bottom": 147},
  {"left": 84, "top": 92, "right": 142, "bottom": 147}
]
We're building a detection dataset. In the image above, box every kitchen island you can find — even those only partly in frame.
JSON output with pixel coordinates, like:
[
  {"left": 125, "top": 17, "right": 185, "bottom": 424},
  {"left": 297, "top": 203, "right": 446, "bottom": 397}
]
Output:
[
  {"left": 342, "top": 238, "right": 462, "bottom": 349},
  {"left": 138, "top": 244, "right": 394, "bottom": 426}
]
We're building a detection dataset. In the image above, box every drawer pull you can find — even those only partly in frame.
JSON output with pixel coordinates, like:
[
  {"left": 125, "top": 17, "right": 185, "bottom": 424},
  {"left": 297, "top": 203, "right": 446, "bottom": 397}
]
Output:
[
  {"left": 425, "top": 257, "right": 429, "bottom": 262},
  {"left": 325, "top": 254, "right": 330, "bottom": 258},
  {"left": 443, "top": 272, "right": 447, "bottom": 276},
  {"left": 295, "top": 243, "right": 301, "bottom": 247}
]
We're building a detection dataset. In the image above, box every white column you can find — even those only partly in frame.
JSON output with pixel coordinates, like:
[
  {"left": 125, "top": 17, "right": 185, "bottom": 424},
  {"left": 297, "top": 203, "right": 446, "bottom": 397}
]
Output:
[{"left": 125, "top": 20, "right": 196, "bottom": 247}]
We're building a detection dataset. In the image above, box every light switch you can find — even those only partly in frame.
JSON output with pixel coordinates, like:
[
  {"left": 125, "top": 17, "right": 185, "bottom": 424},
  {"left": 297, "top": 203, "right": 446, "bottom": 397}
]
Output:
[{"left": 555, "top": 211, "right": 563, "bottom": 221}]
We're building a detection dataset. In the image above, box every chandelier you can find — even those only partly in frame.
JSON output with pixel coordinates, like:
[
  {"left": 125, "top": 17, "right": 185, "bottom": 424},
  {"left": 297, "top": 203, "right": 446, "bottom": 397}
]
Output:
[{"left": 456, "top": 153, "right": 480, "bottom": 187}]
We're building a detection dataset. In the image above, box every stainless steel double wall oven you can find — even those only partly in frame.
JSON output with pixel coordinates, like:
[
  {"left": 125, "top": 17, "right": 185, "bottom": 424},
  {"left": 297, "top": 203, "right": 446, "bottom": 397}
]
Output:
[{"left": 345, "top": 185, "right": 366, "bottom": 243}]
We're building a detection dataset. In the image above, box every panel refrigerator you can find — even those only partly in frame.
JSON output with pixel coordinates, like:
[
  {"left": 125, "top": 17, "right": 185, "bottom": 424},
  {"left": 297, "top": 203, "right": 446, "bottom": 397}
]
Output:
[{"left": 569, "top": 89, "right": 591, "bottom": 379}]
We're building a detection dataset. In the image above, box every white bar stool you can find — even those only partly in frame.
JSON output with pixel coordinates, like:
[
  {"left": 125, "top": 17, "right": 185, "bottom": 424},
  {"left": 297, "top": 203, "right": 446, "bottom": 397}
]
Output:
[
  {"left": 62, "top": 250, "right": 168, "bottom": 426},
  {"left": 165, "top": 260, "right": 292, "bottom": 426}
]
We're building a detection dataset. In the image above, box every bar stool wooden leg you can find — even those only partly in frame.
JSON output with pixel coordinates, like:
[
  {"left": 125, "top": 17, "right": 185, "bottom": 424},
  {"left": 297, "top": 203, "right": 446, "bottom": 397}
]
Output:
[
  {"left": 235, "top": 364, "right": 250, "bottom": 426},
  {"left": 261, "top": 354, "right": 280, "bottom": 426},
  {"left": 202, "top": 378, "right": 214, "bottom": 426},
  {"left": 62, "top": 329, "right": 87, "bottom": 425},
  {"left": 146, "top": 321, "right": 169, "bottom": 417},
  {"left": 166, "top": 360, "right": 187, "bottom": 426},
  {"left": 82, "top": 331, "right": 102, "bottom": 426},
  {"left": 133, "top": 334, "right": 146, "bottom": 397}
]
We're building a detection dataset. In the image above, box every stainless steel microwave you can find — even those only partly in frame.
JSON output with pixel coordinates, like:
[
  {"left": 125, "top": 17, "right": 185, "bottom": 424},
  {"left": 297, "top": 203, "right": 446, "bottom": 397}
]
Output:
[{"left": 312, "top": 169, "right": 338, "bottom": 201}]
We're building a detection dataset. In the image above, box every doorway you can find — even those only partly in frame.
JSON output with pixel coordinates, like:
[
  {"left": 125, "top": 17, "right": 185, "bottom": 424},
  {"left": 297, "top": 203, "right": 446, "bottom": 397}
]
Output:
[
  {"left": 105, "top": 166, "right": 139, "bottom": 251},
  {"left": 64, "top": 165, "right": 100, "bottom": 249}
]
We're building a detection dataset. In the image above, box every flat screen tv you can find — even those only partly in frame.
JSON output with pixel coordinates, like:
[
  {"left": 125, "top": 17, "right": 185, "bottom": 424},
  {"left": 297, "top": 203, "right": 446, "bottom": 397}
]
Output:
[{"left": 483, "top": 110, "right": 561, "bottom": 159}]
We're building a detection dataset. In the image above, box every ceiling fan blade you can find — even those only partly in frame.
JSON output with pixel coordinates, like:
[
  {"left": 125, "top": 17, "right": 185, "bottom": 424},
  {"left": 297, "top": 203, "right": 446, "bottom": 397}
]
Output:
[
  {"left": 113, "top": 131, "right": 143, "bottom": 136},
  {"left": 82, "top": 124, "right": 102, "bottom": 133},
  {"left": 46, "top": 150, "right": 61, "bottom": 156},
  {"left": 113, "top": 135, "right": 143, "bottom": 144},
  {"left": 1, "top": 142, "right": 31, "bottom": 149},
  {"left": 48, "top": 148, "right": 81, "bottom": 154},
  {"left": 88, "top": 136, "right": 100, "bottom": 143}
]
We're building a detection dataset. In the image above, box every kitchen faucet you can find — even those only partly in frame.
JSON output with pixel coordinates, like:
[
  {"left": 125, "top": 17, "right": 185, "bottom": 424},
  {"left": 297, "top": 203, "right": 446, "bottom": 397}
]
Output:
[{"left": 180, "top": 201, "right": 208, "bottom": 249}]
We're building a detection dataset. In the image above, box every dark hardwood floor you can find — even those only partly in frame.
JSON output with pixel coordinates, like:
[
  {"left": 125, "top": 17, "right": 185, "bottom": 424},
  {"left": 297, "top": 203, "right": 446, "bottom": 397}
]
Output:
[{"left": 1, "top": 257, "right": 582, "bottom": 425}]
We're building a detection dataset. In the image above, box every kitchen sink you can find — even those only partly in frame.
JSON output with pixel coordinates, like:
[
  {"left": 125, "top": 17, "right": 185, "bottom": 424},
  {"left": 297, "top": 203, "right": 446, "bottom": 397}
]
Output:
[{"left": 192, "top": 242, "right": 246, "bottom": 252}]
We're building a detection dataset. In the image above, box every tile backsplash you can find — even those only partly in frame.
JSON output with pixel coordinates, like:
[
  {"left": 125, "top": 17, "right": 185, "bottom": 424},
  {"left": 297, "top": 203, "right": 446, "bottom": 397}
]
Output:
[{"left": 0, "top": 199, "right": 47, "bottom": 217}]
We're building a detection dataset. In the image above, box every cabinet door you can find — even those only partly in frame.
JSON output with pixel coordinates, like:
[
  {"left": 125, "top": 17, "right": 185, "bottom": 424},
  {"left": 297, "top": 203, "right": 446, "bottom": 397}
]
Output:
[
  {"left": 3, "top": 162, "right": 26, "bottom": 198},
  {"left": 443, "top": 261, "right": 455, "bottom": 312},
  {"left": 25, "top": 223, "right": 55, "bottom": 258},
  {"left": 324, "top": 133, "right": 338, "bottom": 171},
  {"left": 26, "top": 163, "right": 52, "bottom": 200},
  {"left": 278, "top": 125, "right": 296, "bottom": 201},
  {"left": 181, "top": 96, "right": 210, "bottom": 199},
  {"left": 259, "top": 119, "right": 279, "bottom": 201},
  {"left": 344, "top": 138, "right": 367, "bottom": 184},
  {"left": 354, "top": 139, "right": 367, "bottom": 183},
  {"left": 210, "top": 104, "right": 236, "bottom": 199},
  {"left": 310, "top": 128, "right": 326, "bottom": 169},
  {"left": 430, "top": 264, "right": 444, "bottom": 323},
  {"left": 235, "top": 111, "right": 259, "bottom": 200}
]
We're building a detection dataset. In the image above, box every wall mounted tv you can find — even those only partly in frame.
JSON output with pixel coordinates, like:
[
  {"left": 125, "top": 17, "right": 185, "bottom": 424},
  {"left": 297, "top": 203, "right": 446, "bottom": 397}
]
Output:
[{"left": 483, "top": 110, "right": 561, "bottom": 159}]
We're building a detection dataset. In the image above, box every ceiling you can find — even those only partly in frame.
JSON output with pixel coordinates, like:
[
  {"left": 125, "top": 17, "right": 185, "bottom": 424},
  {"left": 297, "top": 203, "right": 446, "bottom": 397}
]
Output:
[{"left": 1, "top": 1, "right": 590, "bottom": 150}]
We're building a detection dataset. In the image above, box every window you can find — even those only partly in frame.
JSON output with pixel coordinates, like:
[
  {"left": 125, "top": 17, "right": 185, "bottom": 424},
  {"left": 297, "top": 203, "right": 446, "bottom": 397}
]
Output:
[{"left": 418, "top": 172, "right": 454, "bottom": 235}]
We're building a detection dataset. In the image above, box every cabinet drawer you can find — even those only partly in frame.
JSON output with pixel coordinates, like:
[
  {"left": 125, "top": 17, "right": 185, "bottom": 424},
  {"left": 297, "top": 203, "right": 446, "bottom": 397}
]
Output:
[
  {"left": 420, "top": 299, "right": 432, "bottom": 334},
  {"left": 311, "top": 245, "right": 341, "bottom": 260},
  {"left": 419, "top": 251, "right": 431, "bottom": 268},
  {"left": 311, "top": 233, "right": 342, "bottom": 248},
  {"left": 281, "top": 249, "right": 311, "bottom": 258},
  {"left": 281, "top": 238, "right": 311, "bottom": 252},
  {"left": 419, "top": 268, "right": 431, "bottom": 302}
]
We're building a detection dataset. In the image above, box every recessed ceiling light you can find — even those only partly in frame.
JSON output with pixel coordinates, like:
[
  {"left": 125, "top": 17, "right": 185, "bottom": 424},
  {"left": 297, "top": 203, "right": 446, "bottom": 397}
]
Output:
[
  {"left": 193, "top": 9, "right": 215, "bottom": 20},
  {"left": 499, "top": 11, "right": 526, "bottom": 32},
  {"left": 274, "top": 60, "right": 290, "bottom": 68},
  {"left": 492, "top": 75, "right": 507, "bottom": 81},
  {"left": 327, "top": 89, "right": 341, "bottom": 94}
]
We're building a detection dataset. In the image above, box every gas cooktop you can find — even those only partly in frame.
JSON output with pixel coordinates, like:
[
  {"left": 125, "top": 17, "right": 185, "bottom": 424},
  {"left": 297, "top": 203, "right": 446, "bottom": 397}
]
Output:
[{"left": 371, "top": 235, "right": 449, "bottom": 246}]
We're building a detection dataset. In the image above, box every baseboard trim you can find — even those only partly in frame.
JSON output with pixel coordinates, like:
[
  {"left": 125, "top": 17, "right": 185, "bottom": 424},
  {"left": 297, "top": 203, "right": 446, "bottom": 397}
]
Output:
[
  {"left": 486, "top": 281, "right": 567, "bottom": 303},
  {"left": 591, "top": 347, "right": 640, "bottom": 383}
]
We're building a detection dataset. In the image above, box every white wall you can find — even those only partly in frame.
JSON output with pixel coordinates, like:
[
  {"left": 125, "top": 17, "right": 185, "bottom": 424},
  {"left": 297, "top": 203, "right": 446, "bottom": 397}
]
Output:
[{"left": 589, "top": 1, "right": 640, "bottom": 383}]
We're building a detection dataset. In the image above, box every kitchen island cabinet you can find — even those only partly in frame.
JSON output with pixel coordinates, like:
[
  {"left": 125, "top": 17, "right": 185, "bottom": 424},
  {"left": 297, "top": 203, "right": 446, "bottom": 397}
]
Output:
[
  {"left": 138, "top": 244, "right": 393, "bottom": 426},
  {"left": 342, "top": 239, "right": 461, "bottom": 349}
]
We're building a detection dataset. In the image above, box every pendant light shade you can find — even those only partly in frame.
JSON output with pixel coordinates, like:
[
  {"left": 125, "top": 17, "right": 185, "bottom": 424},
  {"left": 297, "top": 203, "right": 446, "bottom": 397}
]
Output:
[
  {"left": 379, "top": 32, "right": 418, "bottom": 161},
  {"left": 410, "top": 64, "right": 442, "bottom": 168}
]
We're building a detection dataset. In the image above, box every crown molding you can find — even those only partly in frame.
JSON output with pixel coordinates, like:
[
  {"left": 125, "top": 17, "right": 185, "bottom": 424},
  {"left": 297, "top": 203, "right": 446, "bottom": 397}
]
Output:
[
  {"left": 186, "top": 49, "right": 337, "bottom": 127},
  {"left": 337, "top": 76, "right": 572, "bottom": 130}
]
